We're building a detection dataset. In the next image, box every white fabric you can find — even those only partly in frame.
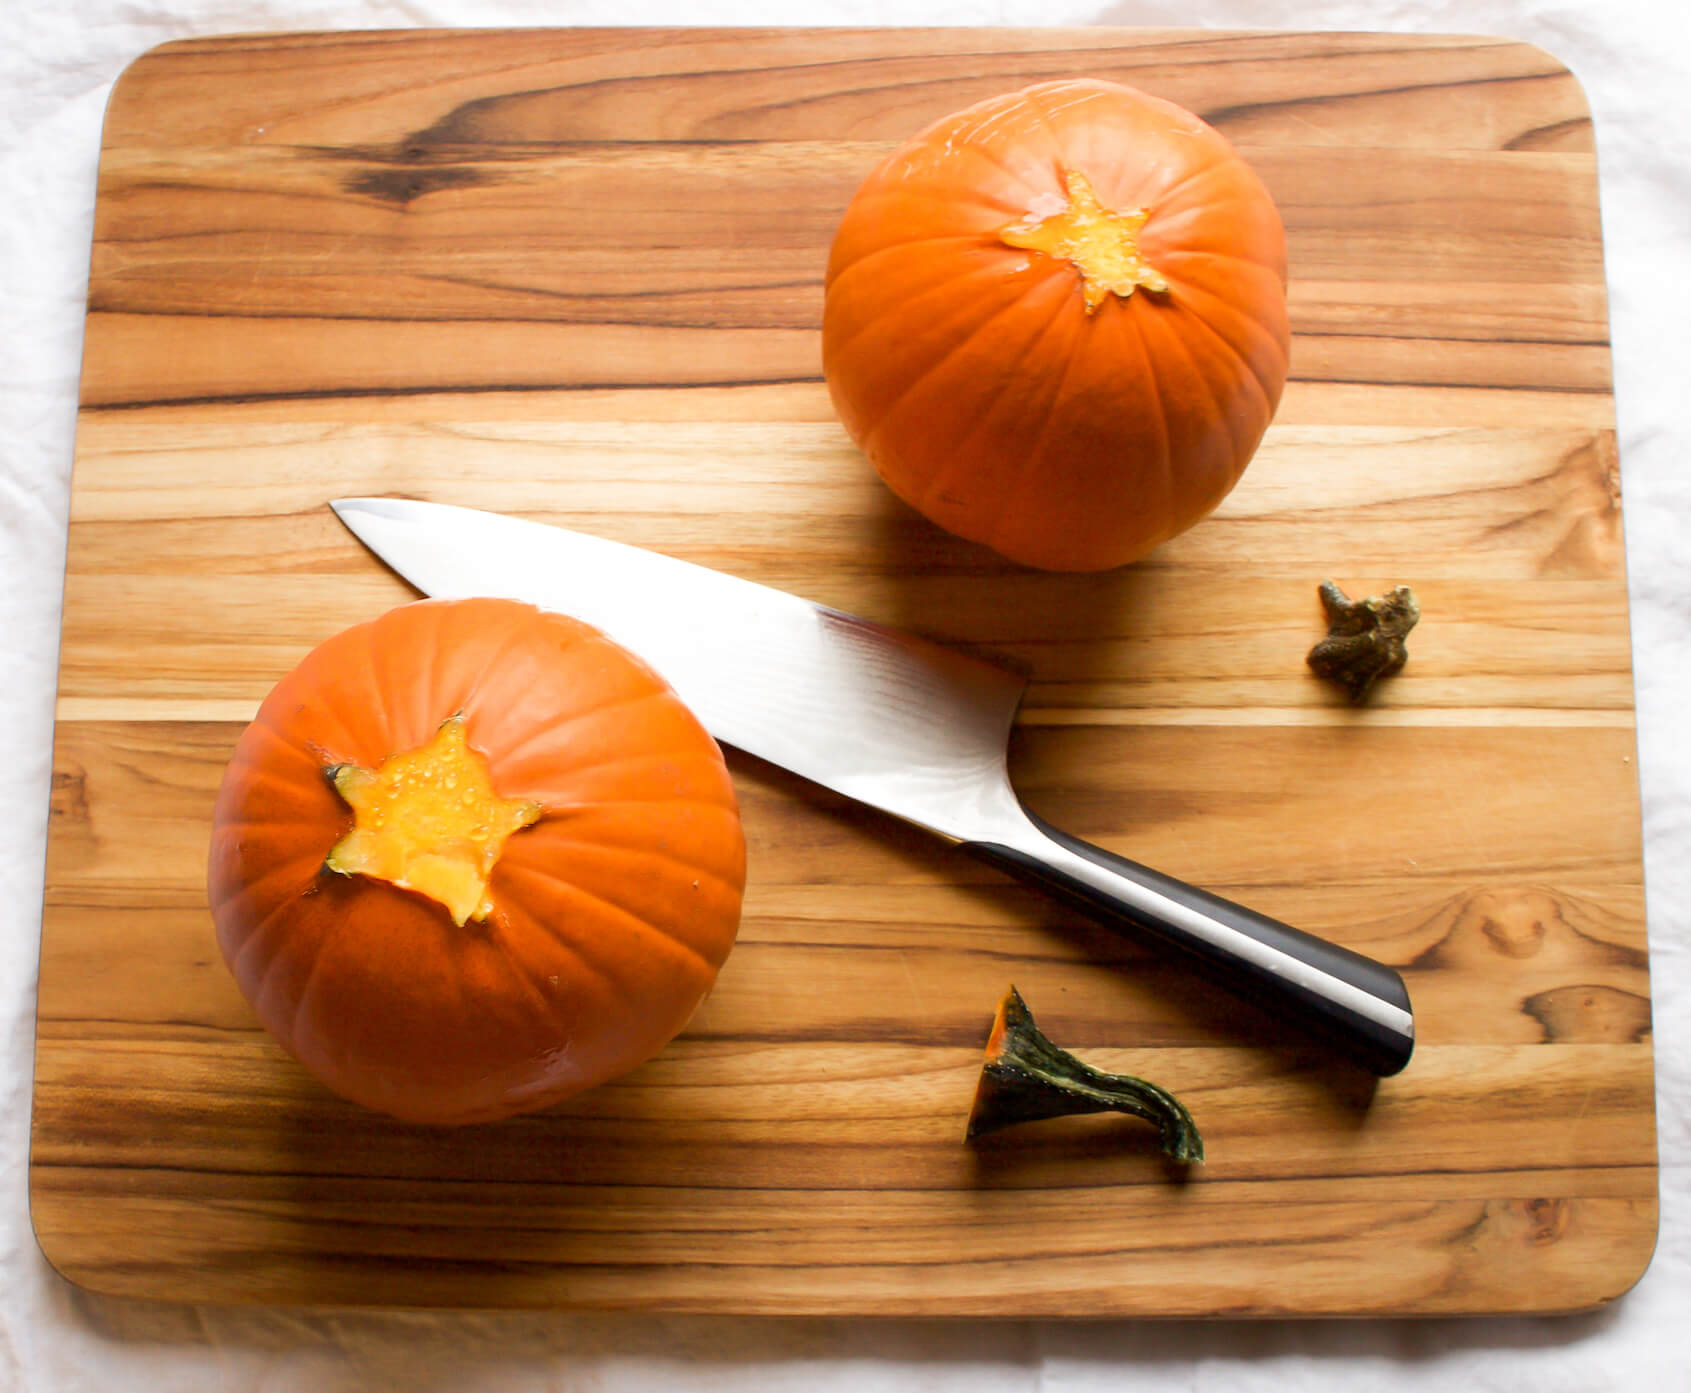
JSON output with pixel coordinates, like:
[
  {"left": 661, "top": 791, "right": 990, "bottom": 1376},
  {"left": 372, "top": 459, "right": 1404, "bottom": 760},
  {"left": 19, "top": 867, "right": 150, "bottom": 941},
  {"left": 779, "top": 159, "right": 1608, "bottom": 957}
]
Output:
[{"left": 2, "top": 0, "right": 1685, "bottom": 1385}]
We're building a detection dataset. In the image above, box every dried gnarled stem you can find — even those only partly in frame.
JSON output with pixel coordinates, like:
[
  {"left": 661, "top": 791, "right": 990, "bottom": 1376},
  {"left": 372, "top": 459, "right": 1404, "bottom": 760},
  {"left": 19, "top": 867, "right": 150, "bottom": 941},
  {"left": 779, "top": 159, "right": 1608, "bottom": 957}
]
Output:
[
  {"left": 966, "top": 986, "right": 1204, "bottom": 1165},
  {"left": 1306, "top": 579, "right": 1420, "bottom": 702}
]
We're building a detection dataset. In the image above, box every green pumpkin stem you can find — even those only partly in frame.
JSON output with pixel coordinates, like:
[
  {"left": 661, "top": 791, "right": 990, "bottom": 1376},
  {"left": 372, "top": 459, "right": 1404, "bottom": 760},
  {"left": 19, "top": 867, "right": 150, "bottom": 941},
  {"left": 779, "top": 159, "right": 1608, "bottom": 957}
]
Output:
[{"left": 966, "top": 986, "right": 1204, "bottom": 1165}]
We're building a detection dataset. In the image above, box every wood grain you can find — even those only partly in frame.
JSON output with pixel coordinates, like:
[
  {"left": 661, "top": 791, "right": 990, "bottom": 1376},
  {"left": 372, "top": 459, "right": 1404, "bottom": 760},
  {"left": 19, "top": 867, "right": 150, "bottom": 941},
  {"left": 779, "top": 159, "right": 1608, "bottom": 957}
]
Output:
[{"left": 34, "top": 27, "right": 1655, "bottom": 1315}]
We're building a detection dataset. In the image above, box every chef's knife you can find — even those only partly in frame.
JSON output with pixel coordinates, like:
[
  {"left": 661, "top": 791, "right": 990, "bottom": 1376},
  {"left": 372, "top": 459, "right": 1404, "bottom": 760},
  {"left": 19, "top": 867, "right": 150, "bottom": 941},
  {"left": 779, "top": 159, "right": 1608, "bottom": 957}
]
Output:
[{"left": 331, "top": 497, "right": 1414, "bottom": 1076}]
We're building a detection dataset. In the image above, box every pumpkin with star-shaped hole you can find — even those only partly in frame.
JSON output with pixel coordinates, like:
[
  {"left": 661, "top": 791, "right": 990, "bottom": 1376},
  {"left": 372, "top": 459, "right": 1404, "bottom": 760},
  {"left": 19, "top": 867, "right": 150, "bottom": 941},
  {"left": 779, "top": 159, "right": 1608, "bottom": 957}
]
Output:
[
  {"left": 207, "top": 597, "right": 746, "bottom": 1125},
  {"left": 822, "top": 78, "right": 1290, "bottom": 572}
]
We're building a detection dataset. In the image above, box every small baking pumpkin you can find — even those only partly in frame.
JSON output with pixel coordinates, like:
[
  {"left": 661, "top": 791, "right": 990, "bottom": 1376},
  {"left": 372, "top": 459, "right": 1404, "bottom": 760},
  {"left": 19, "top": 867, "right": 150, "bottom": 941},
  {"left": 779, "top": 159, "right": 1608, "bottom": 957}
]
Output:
[
  {"left": 822, "top": 78, "right": 1290, "bottom": 572},
  {"left": 207, "top": 597, "right": 746, "bottom": 1125}
]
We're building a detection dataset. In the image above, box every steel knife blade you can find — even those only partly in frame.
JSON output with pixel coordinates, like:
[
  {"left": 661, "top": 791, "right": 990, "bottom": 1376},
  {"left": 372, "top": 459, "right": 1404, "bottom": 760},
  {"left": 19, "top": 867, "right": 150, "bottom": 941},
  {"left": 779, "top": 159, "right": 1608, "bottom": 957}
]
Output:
[{"left": 331, "top": 497, "right": 1414, "bottom": 1075}]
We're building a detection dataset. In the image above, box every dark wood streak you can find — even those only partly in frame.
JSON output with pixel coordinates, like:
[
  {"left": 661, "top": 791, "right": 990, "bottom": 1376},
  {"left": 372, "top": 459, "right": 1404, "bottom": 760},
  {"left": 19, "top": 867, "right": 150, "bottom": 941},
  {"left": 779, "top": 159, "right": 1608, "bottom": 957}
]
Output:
[
  {"left": 1506, "top": 117, "right": 1599, "bottom": 152},
  {"left": 340, "top": 160, "right": 490, "bottom": 206},
  {"left": 78, "top": 368, "right": 1616, "bottom": 414},
  {"left": 29, "top": 1153, "right": 1659, "bottom": 1196},
  {"left": 1204, "top": 68, "right": 1592, "bottom": 133},
  {"left": 1293, "top": 376, "right": 1611, "bottom": 394},
  {"left": 391, "top": 35, "right": 1575, "bottom": 144},
  {"left": 1523, "top": 985, "right": 1653, "bottom": 1043},
  {"left": 1410, "top": 885, "right": 1649, "bottom": 973},
  {"left": 80, "top": 377, "right": 824, "bottom": 411},
  {"left": 80, "top": 302, "right": 825, "bottom": 328}
]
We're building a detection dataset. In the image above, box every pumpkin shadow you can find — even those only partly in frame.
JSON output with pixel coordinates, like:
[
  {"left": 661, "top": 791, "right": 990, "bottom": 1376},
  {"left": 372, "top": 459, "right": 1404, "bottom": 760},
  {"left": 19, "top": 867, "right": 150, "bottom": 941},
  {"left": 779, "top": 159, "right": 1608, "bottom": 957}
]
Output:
[
  {"left": 859, "top": 479, "right": 1166, "bottom": 700},
  {"left": 256, "top": 1050, "right": 765, "bottom": 1307}
]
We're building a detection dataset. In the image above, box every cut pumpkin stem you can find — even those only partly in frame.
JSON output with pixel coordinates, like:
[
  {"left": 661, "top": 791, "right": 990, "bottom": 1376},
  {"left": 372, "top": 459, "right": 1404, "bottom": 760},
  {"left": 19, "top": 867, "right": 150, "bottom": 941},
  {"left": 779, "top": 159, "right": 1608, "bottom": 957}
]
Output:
[{"left": 966, "top": 985, "right": 1204, "bottom": 1165}]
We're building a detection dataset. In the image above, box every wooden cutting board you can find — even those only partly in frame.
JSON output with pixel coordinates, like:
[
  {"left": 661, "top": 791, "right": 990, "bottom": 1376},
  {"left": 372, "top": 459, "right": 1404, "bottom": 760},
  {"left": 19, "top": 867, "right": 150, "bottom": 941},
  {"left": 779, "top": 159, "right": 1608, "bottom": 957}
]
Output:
[{"left": 33, "top": 27, "right": 1657, "bottom": 1316}]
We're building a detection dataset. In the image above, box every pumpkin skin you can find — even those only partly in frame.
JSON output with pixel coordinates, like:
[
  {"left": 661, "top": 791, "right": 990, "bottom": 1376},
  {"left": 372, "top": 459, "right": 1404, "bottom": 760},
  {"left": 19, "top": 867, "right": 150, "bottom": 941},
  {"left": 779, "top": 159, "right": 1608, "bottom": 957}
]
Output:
[
  {"left": 822, "top": 79, "right": 1290, "bottom": 572},
  {"left": 207, "top": 597, "right": 746, "bottom": 1126}
]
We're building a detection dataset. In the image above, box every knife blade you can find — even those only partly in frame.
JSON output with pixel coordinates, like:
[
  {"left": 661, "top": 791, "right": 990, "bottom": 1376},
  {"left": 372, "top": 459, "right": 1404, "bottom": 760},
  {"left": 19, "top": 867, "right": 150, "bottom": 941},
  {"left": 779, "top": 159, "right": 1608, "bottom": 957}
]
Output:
[{"left": 332, "top": 497, "right": 1414, "bottom": 1076}]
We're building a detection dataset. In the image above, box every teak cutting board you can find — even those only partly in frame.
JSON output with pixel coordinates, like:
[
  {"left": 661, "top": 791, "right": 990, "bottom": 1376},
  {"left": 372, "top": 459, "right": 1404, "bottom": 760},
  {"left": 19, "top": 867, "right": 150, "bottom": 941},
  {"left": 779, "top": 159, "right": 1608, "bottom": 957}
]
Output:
[{"left": 33, "top": 27, "right": 1657, "bottom": 1316}]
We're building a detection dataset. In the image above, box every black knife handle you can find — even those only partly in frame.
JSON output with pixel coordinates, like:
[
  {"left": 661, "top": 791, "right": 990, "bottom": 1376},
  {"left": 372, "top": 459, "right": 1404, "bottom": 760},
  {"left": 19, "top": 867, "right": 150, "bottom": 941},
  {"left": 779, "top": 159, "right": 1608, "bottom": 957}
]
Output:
[{"left": 964, "top": 809, "right": 1414, "bottom": 1076}]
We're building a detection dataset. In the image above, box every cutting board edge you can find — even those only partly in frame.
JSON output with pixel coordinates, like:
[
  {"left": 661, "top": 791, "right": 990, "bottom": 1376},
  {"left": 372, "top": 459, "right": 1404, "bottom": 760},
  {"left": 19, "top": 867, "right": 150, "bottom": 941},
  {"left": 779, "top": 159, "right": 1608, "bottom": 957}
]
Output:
[{"left": 24, "top": 1184, "right": 1663, "bottom": 1319}]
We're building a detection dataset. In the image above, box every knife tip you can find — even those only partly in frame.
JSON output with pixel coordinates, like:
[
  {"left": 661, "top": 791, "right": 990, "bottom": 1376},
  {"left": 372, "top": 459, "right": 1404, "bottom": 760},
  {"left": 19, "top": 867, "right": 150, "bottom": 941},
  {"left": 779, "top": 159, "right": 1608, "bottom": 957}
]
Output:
[
  {"left": 329, "top": 497, "right": 406, "bottom": 526},
  {"left": 328, "top": 497, "right": 398, "bottom": 539}
]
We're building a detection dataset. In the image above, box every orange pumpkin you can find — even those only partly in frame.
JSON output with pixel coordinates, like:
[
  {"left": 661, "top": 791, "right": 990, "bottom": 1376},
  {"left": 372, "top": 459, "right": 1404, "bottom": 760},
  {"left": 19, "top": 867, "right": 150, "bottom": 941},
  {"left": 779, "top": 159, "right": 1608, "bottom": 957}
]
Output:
[
  {"left": 822, "top": 78, "right": 1290, "bottom": 572},
  {"left": 207, "top": 597, "right": 746, "bottom": 1125}
]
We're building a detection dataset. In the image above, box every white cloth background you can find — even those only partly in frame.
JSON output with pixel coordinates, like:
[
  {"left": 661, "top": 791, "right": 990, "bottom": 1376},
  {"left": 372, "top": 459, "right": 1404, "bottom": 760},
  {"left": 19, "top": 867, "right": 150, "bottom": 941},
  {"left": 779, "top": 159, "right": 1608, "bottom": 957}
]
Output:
[{"left": 2, "top": 1, "right": 1684, "bottom": 1387}]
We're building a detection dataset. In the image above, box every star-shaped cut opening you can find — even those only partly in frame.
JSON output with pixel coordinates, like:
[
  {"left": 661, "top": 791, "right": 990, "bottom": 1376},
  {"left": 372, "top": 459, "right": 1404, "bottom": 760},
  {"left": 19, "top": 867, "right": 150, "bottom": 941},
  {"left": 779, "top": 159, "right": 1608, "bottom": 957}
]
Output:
[
  {"left": 325, "top": 715, "right": 542, "bottom": 926},
  {"left": 1000, "top": 170, "right": 1170, "bottom": 313}
]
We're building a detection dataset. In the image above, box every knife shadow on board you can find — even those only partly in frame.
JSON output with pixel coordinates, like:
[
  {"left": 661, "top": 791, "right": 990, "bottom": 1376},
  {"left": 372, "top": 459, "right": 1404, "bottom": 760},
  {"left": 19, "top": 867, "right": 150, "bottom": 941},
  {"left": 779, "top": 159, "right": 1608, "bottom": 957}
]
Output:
[
  {"left": 861, "top": 480, "right": 1164, "bottom": 695},
  {"left": 706, "top": 740, "right": 1393, "bottom": 1126}
]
